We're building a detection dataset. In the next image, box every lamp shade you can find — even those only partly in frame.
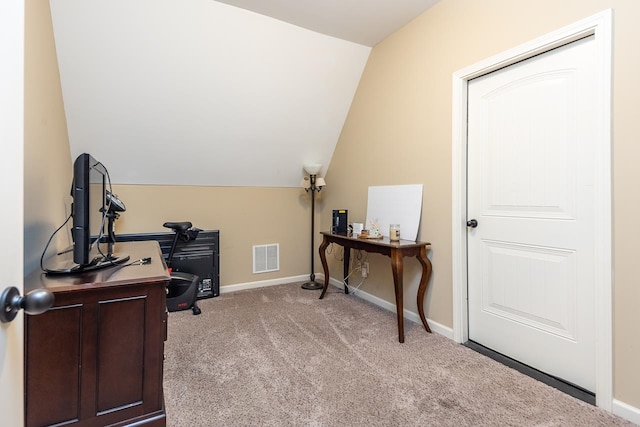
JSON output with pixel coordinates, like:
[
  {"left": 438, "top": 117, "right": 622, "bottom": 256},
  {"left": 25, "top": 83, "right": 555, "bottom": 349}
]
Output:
[
  {"left": 316, "top": 177, "right": 326, "bottom": 187},
  {"left": 303, "top": 163, "right": 322, "bottom": 175}
]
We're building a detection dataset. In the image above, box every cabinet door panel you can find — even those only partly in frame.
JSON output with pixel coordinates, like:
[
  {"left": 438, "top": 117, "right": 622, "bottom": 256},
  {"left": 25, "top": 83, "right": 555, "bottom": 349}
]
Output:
[
  {"left": 97, "top": 296, "right": 146, "bottom": 413},
  {"left": 26, "top": 304, "right": 83, "bottom": 426}
]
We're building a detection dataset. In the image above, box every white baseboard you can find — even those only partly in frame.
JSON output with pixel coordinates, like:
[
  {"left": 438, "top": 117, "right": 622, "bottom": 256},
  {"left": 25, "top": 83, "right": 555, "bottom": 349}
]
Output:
[
  {"left": 613, "top": 399, "right": 640, "bottom": 425},
  {"left": 220, "top": 274, "right": 309, "bottom": 293}
]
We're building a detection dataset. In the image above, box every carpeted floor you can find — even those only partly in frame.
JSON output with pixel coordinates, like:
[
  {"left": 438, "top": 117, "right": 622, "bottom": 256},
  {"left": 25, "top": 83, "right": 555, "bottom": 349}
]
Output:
[{"left": 163, "top": 283, "right": 632, "bottom": 426}]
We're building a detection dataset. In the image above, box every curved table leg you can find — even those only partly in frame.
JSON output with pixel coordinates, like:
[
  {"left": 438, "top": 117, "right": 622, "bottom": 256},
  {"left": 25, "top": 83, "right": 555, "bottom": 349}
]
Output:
[
  {"left": 319, "top": 236, "right": 331, "bottom": 299},
  {"left": 416, "top": 246, "right": 432, "bottom": 333},
  {"left": 390, "top": 248, "right": 405, "bottom": 343}
]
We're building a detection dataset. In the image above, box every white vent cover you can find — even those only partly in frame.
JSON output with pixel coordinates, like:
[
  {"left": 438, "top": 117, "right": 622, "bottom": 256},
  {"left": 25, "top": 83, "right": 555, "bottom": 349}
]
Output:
[{"left": 253, "top": 244, "right": 279, "bottom": 274}]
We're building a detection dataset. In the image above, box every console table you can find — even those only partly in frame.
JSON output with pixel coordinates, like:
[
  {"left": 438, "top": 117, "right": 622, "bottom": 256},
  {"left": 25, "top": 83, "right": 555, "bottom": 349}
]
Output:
[
  {"left": 24, "top": 241, "right": 170, "bottom": 427},
  {"left": 318, "top": 231, "right": 432, "bottom": 343}
]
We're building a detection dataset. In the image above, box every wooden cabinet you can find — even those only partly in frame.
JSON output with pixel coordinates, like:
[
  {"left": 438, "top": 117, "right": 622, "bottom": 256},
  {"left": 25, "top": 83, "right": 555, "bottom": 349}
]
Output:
[{"left": 24, "top": 241, "right": 170, "bottom": 427}]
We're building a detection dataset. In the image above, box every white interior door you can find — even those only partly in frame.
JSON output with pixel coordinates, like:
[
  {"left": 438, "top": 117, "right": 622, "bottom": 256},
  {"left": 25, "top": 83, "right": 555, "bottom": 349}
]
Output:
[
  {"left": 467, "top": 35, "right": 598, "bottom": 392},
  {"left": 0, "top": 1, "right": 26, "bottom": 425}
]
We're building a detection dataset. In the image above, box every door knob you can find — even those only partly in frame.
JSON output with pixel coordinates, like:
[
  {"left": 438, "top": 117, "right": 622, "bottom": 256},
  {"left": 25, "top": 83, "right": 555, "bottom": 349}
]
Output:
[
  {"left": 467, "top": 219, "right": 478, "bottom": 228},
  {"left": 0, "top": 286, "right": 54, "bottom": 323}
]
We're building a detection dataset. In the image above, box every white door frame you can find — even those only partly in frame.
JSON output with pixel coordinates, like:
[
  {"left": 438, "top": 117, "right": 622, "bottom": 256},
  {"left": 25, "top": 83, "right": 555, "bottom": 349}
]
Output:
[{"left": 451, "top": 10, "right": 612, "bottom": 409}]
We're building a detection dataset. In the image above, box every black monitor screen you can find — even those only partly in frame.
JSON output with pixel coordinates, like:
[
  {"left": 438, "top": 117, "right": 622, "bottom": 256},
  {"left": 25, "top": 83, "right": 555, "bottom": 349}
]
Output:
[{"left": 72, "top": 153, "right": 107, "bottom": 266}]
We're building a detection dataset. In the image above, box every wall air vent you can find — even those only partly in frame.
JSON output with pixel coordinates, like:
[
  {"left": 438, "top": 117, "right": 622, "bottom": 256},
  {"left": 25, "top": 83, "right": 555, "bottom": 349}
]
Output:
[{"left": 253, "top": 244, "right": 279, "bottom": 274}]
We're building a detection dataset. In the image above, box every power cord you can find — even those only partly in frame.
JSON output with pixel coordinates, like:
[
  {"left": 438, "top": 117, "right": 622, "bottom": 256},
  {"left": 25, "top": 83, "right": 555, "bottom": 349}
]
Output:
[
  {"left": 121, "top": 257, "right": 152, "bottom": 267},
  {"left": 93, "top": 161, "right": 116, "bottom": 266},
  {"left": 40, "top": 212, "right": 72, "bottom": 272},
  {"left": 323, "top": 246, "right": 368, "bottom": 295},
  {"left": 343, "top": 250, "right": 368, "bottom": 296}
]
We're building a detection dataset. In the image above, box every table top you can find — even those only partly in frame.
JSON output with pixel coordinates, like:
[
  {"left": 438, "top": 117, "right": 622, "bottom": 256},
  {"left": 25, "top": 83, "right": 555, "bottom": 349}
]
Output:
[
  {"left": 320, "top": 231, "right": 430, "bottom": 248},
  {"left": 25, "top": 241, "right": 170, "bottom": 294}
]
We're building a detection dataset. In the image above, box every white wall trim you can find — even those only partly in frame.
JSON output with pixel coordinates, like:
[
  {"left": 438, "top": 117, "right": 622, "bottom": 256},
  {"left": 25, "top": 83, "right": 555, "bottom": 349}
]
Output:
[
  {"left": 451, "top": 10, "right": 613, "bottom": 411},
  {"left": 220, "top": 274, "right": 310, "bottom": 293},
  {"left": 612, "top": 399, "right": 640, "bottom": 425}
]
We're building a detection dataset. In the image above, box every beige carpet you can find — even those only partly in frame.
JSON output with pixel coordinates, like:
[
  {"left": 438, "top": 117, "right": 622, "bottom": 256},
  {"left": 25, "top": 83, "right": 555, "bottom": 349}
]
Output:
[{"left": 163, "top": 283, "right": 631, "bottom": 426}]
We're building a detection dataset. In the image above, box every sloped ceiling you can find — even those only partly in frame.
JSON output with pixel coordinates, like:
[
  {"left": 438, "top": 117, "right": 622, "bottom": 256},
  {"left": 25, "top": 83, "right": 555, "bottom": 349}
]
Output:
[
  {"left": 49, "top": 0, "right": 437, "bottom": 187},
  {"left": 215, "top": 0, "right": 440, "bottom": 47}
]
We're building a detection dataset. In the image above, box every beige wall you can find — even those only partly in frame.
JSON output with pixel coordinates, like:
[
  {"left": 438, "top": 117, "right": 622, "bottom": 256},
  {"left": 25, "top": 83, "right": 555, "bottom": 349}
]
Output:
[
  {"left": 24, "top": 0, "right": 72, "bottom": 275},
  {"left": 322, "top": 0, "right": 640, "bottom": 408},
  {"left": 111, "top": 185, "right": 317, "bottom": 286}
]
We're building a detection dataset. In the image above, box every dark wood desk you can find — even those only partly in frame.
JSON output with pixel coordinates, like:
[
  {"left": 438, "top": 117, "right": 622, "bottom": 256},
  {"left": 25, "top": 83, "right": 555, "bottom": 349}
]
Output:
[
  {"left": 24, "top": 241, "right": 170, "bottom": 427},
  {"left": 318, "top": 231, "right": 432, "bottom": 343}
]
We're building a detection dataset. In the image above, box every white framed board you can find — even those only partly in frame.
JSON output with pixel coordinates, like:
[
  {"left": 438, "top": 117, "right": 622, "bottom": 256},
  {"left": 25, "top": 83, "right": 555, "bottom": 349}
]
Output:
[{"left": 365, "top": 184, "right": 423, "bottom": 241}]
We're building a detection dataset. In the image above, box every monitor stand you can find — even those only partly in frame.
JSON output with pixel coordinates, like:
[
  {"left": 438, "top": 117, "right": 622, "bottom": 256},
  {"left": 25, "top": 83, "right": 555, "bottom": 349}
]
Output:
[
  {"left": 45, "top": 250, "right": 130, "bottom": 275},
  {"left": 45, "top": 221, "right": 130, "bottom": 275},
  {"left": 72, "top": 237, "right": 130, "bottom": 273},
  {"left": 78, "top": 252, "right": 131, "bottom": 273}
]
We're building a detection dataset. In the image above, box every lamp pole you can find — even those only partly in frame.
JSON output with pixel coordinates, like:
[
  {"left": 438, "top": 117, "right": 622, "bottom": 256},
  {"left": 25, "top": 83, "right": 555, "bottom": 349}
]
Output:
[{"left": 302, "top": 173, "right": 323, "bottom": 290}]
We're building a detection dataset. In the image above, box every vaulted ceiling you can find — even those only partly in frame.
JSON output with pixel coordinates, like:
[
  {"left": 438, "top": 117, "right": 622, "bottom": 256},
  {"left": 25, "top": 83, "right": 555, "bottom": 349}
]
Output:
[
  {"left": 49, "top": 0, "right": 438, "bottom": 187},
  {"left": 215, "top": 0, "right": 440, "bottom": 46}
]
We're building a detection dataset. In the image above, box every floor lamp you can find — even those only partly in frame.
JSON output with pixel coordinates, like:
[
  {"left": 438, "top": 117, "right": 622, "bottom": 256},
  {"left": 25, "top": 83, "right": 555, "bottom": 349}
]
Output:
[{"left": 301, "top": 164, "right": 326, "bottom": 290}]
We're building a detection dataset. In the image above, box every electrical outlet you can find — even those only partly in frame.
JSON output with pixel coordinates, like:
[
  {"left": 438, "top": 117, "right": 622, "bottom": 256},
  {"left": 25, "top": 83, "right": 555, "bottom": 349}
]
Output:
[{"left": 362, "top": 262, "right": 369, "bottom": 278}]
